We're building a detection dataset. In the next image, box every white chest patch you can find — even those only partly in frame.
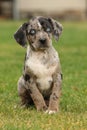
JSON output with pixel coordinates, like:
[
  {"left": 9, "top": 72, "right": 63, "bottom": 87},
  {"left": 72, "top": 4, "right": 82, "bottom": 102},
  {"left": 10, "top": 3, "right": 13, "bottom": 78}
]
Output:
[{"left": 25, "top": 47, "right": 58, "bottom": 91}]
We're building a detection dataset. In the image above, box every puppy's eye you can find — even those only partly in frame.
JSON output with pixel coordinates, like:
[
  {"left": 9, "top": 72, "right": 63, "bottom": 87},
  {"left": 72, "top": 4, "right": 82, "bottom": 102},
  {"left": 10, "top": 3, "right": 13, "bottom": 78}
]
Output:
[
  {"left": 46, "top": 27, "right": 51, "bottom": 33},
  {"left": 30, "top": 29, "right": 36, "bottom": 35}
]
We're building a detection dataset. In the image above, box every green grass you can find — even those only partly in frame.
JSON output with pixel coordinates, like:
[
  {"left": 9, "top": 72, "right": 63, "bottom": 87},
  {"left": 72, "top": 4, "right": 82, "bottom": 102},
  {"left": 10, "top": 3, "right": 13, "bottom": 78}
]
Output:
[{"left": 0, "top": 20, "right": 87, "bottom": 130}]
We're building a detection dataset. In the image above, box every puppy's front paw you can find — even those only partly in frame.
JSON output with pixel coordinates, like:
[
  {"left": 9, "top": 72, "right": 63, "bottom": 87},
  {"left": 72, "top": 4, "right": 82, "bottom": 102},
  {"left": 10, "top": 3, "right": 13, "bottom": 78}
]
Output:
[
  {"left": 37, "top": 105, "right": 47, "bottom": 111},
  {"left": 45, "top": 110, "right": 57, "bottom": 114}
]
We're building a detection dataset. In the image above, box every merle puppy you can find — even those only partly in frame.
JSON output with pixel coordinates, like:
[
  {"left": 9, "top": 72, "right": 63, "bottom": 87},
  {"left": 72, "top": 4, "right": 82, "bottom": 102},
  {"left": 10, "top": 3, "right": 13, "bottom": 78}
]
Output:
[{"left": 14, "top": 16, "right": 63, "bottom": 114}]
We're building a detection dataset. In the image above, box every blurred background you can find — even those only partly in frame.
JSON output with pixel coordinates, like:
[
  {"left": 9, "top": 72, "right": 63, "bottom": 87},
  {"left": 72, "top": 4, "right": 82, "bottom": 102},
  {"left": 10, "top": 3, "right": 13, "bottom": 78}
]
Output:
[{"left": 0, "top": 0, "right": 87, "bottom": 21}]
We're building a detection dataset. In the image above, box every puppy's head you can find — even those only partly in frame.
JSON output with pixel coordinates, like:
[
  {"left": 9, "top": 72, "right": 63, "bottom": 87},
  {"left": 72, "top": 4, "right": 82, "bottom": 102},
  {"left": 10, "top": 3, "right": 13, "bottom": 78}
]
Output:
[{"left": 14, "top": 16, "right": 63, "bottom": 50}]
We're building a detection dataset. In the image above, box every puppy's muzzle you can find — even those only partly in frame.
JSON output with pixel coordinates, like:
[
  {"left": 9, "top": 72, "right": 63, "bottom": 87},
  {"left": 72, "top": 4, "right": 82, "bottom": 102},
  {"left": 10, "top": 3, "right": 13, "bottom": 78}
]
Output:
[{"left": 39, "top": 38, "right": 47, "bottom": 45}]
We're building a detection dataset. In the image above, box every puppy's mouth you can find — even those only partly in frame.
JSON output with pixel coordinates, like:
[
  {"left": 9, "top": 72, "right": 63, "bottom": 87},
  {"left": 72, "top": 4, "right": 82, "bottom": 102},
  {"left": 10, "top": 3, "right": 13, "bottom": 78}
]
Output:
[
  {"left": 29, "top": 38, "right": 50, "bottom": 51},
  {"left": 30, "top": 41, "right": 49, "bottom": 51}
]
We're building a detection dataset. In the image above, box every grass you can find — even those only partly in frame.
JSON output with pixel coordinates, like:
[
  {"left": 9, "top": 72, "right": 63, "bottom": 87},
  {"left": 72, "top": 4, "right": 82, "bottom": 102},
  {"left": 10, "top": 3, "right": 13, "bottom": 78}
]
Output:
[{"left": 0, "top": 20, "right": 87, "bottom": 130}]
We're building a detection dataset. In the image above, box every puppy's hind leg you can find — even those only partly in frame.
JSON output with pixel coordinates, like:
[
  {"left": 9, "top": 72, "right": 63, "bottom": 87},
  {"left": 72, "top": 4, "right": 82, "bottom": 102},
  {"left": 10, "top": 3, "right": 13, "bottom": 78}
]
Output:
[{"left": 17, "top": 76, "right": 32, "bottom": 107}]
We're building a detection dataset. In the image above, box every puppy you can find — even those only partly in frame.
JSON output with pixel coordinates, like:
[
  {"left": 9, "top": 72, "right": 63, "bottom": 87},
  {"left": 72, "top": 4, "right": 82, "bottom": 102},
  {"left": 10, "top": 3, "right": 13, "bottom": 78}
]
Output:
[{"left": 14, "top": 16, "right": 63, "bottom": 114}]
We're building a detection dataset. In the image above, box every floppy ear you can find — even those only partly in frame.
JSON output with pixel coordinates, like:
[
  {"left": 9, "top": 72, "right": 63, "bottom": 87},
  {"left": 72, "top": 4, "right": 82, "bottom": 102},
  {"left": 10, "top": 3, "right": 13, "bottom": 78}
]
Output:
[
  {"left": 48, "top": 18, "right": 63, "bottom": 41},
  {"left": 14, "top": 23, "right": 28, "bottom": 47}
]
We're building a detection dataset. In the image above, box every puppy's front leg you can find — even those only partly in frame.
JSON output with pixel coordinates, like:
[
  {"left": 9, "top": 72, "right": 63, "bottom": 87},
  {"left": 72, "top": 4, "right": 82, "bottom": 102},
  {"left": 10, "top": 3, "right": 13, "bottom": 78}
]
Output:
[
  {"left": 26, "top": 81, "right": 47, "bottom": 111},
  {"left": 47, "top": 73, "right": 62, "bottom": 114}
]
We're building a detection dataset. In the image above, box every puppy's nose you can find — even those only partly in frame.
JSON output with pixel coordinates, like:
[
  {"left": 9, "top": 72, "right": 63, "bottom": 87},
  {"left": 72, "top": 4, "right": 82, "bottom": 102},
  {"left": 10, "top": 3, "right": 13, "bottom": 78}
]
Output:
[{"left": 39, "top": 38, "right": 46, "bottom": 44}]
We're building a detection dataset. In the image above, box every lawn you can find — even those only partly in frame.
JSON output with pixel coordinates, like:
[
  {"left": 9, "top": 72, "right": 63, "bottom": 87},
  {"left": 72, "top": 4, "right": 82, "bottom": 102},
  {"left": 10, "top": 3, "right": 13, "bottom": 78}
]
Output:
[{"left": 0, "top": 20, "right": 87, "bottom": 130}]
